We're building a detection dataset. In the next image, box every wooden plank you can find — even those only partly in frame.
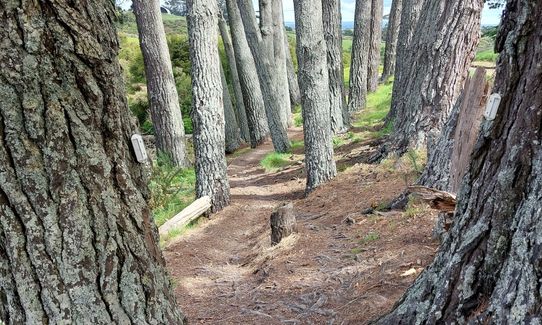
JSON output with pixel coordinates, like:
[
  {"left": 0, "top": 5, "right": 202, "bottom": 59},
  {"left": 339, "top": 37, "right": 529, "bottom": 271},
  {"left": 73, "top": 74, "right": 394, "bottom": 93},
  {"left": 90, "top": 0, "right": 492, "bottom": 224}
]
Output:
[
  {"left": 158, "top": 196, "right": 211, "bottom": 236},
  {"left": 450, "top": 68, "right": 490, "bottom": 192}
]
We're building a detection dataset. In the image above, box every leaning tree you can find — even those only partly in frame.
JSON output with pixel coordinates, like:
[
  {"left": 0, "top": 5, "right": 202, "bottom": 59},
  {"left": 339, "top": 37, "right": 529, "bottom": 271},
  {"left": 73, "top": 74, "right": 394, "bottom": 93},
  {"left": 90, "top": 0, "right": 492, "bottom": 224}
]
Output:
[
  {"left": 386, "top": 0, "right": 483, "bottom": 156},
  {"left": 238, "top": 0, "right": 291, "bottom": 153},
  {"left": 294, "top": 0, "right": 337, "bottom": 194},
  {"left": 225, "top": 0, "right": 270, "bottom": 148},
  {"left": 380, "top": 0, "right": 403, "bottom": 83},
  {"left": 377, "top": 0, "right": 542, "bottom": 322},
  {"left": 0, "top": 1, "right": 184, "bottom": 323},
  {"left": 132, "top": 0, "right": 190, "bottom": 167},
  {"left": 187, "top": 0, "right": 230, "bottom": 212}
]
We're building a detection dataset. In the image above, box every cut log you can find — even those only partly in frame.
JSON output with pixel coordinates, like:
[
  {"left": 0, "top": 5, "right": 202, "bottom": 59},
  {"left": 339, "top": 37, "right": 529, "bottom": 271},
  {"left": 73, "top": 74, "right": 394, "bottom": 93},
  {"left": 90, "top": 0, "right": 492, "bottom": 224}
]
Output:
[
  {"left": 159, "top": 196, "right": 211, "bottom": 236},
  {"left": 407, "top": 185, "right": 457, "bottom": 213},
  {"left": 270, "top": 203, "right": 297, "bottom": 245}
]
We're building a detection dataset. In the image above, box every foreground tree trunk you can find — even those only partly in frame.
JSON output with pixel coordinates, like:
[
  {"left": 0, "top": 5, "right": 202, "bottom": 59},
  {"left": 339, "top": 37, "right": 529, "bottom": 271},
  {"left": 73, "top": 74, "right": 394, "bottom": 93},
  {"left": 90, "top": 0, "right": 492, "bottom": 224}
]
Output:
[
  {"left": 347, "top": 0, "right": 372, "bottom": 114},
  {"left": 387, "top": 0, "right": 483, "bottom": 156},
  {"left": 367, "top": 0, "right": 383, "bottom": 92},
  {"left": 380, "top": 0, "right": 402, "bottom": 83},
  {"left": 218, "top": 14, "right": 251, "bottom": 143},
  {"left": 376, "top": 1, "right": 542, "bottom": 322},
  {"left": 226, "top": 0, "right": 269, "bottom": 148},
  {"left": 322, "top": 0, "right": 347, "bottom": 133},
  {"left": 418, "top": 68, "right": 489, "bottom": 192},
  {"left": 294, "top": 0, "right": 337, "bottom": 194},
  {"left": 220, "top": 65, "right": 242, "bottom": 153},
  {"left": 132, "top": 0, "right": 189, "bottom": 167},
  {"left": 238, "top": 0, "right": 291, "bottom": 153},
  {"left": 188, "top": 0, "right": 230, "bottom": 212},
  {"left": 0, "top": 1, "right": 184, "bottom": 323},
  {"left": 284, "top": 34, "right": 302, "bottom": 107},
  {"left": 386, "top": 0, "right": 426, "bottom": 121}
]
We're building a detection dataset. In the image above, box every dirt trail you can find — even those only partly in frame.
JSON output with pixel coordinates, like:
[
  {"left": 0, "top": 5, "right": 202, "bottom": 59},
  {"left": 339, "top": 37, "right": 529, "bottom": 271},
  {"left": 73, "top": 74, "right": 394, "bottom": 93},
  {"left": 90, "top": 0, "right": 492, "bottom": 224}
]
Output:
[{"left": 164, "top": 129, "right": 439, "bottom": 324}]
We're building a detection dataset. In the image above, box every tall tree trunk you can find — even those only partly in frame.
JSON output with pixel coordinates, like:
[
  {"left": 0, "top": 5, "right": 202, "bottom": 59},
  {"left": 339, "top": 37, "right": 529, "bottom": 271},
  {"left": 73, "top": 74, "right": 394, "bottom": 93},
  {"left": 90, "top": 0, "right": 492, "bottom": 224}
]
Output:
[
  {"left": 272, "top": 0, "right": 293, "bottom": 127},
  {"left": 220, "top": 65, "right": 242, "bottom": 153},
  {"left": 386, "top": 0, "right": 426, "bottom": 121},
  {"left": 225, "top": 0, "right": 269, "bottom": 148},
  {"left": 367, "top": 0, "right": 383, "bottom": 92},
  {"left": 376, "top": 1, "right": 542, "bottom": 322},
  {"left": 284, "top": 34, "right": 302, "bottom": 107},
  {"left": 418, "top": 68, "right": 489, "bottom": 192},
  {"left": 347, "top": 0, "right": 372, "bottom": 114},
  {"left": 218, "top": 14, "right": 251, "bottom": 143},
  {"left": 322, "top": 0, "right": 347, "bottom": 133},
  {"left": 380, "top": 0, "right": 402, "bottom": 83},
  {"left": 387, "top": 0, "right": 483, "bottom": 156},
  {"left": 132, "top": 0, "right": 189, "bottom": 167},
  {"left": 187, "top": 0, "right": 230, "bottom": 212},
  {"left": 0, "top": 1, "right": 184, "bottom": 324},
  {"left": 294, "top": 0, "right": 337, "bottom": 194},
  {"left": 238, "top": 0, "right": 291, "bottom": 153}
]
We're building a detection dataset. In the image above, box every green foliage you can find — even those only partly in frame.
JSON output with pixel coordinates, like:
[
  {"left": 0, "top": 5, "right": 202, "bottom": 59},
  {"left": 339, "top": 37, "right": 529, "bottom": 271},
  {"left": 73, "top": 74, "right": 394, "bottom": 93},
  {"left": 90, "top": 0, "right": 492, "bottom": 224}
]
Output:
[
  {"left": 149, "top": 153, "right": 196, "bottom": 227},
  {"left": 293, "top": 112, "right": 303, "bottom": 127},
  {"left": 260, "top": 153, "right": 293, "bottom": 171},
  {"left": 475, "top": 49, "right": 499, "bottom": 62},
  {"left": 406, "top": 149, "right": 423, "bottom": 175},
  {"left": 343, "top": 29, "right": 354, "bottom": 37}
]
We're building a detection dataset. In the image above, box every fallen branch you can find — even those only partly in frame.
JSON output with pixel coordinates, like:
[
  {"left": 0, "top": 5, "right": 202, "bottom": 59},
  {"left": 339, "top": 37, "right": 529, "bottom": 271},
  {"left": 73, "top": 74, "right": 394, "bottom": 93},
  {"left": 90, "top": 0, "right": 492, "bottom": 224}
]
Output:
[
  {"left": 159, "top": 196, "right": 211, "bottom": 236},
  {"left": 407, "top": 186, "right": 457, "bottom": 213}
]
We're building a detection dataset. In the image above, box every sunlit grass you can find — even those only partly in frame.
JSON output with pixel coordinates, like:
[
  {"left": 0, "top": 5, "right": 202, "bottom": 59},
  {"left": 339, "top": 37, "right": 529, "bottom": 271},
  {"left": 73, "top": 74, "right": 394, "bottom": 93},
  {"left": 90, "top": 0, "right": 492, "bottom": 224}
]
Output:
[{"left": 260, "top": 152, "right": 293, "bottom": 172}]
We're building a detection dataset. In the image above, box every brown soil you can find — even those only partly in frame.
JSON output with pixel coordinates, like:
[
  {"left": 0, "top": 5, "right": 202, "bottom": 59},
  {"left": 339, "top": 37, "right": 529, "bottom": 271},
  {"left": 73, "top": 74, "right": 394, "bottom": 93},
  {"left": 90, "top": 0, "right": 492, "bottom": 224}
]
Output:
[{"left": 164, "top": 128, "right": 439, "bottom": 324}]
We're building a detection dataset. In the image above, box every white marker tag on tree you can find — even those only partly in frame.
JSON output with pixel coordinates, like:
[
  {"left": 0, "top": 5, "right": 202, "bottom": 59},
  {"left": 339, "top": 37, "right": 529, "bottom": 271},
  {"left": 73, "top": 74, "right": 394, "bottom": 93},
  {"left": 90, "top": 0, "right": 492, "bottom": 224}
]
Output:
[
  {"left": 484, "top": 93, "right": 502, "bottom": 121},
  {"left": 131, "top": 134, "right": 148, "bottom": 163}
]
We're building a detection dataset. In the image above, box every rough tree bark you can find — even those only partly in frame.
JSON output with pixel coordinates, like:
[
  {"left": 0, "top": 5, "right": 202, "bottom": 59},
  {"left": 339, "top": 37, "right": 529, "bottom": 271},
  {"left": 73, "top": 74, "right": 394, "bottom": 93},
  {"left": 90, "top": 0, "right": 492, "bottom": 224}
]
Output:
[
  {"left": 380, "top": 0, "right": 402, "bottom": 83},
  {"left": 294, "top": 0, "right": 337, "bottom": 194},
  {"left": 0, "top": 1, "right": 184, "bottom": 324},
  {"left": 387, "top": 0, "right": 483, "bottom": 156},
  {"left": 418, "top": 68, "right": 489, "bottom": 193},
  {"left": 322, "top": 0, "right": 347, "bottom": 133},
  {"left": 187, "top": 0, "right": 230, "bottom": 212},
  {"left": 220, "top": 65, "right": 242, "bottom": 153},
  {"left": 367, "top": 0, "right": 383, "bottom": 92},
  {"left": 386, "top": 0, "right": 426, "bottom": 121},
  {"left": 347, "top": 0, "right": 372, "bottom": 114},
  {"left": 270, "top": 203, "right": 297, "bottom": 245},
  {"left": 272, "top": 0, "right": 293, "bottom": 127},
  {"left": 225, "top": 0, "right": 269, "bottom": 148},
  {"left": 218, "top": 14, "right": 250, "bottom": 143},
  {"left": 132, "top": 0, "right": 189, "bottom": 167},
  {"left": 376, "top": 1, "right": 542, "bottom": 322},
  {"left": 238, "top": 0, "right": 291, "bottom": 153},
  {"left": 284, "top": 33, "right": 302, "bottom": 107}
]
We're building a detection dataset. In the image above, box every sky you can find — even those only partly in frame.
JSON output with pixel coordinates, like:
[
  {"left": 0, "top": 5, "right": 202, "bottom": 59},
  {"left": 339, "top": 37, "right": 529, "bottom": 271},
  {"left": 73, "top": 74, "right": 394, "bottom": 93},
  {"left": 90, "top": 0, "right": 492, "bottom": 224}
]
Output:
[
  {"left": 277, "top": 0, "right": 503, "bottom": 26},
  {"left": 120, "top": 1, "right": 503, "bottom": 26}
]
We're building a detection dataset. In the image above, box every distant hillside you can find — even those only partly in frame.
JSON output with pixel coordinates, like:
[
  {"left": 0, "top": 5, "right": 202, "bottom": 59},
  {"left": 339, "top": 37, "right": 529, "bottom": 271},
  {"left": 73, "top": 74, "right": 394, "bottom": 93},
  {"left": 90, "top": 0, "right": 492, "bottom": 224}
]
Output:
[{"left": 117, "top": 11, "right": 187, "bottom": 36}]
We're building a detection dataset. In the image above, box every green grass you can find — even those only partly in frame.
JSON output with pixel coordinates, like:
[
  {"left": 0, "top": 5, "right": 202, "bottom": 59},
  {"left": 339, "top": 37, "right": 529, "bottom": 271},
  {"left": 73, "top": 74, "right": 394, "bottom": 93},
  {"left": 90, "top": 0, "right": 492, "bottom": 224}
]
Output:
[
  {"left": 260, "top": 152, "right": 293, "bottom": 171},
  {"left": 359, "top": 232, "right": 380, "bottom": 245},
  {"left": 149, "top": 154, "right": 196, "bottom": 227},
  {"left": 290, "top": 140, "right": 304, "bottom": 151},
  {"left": 352, "top": 80, "right": 394, "bottom": 129},
  {"left": 159, "top": 217, "right": 207, "bottom": 248},
  {"left": 475, "top": 49, "right": 499, "bottom": 62},
  {"left": 342, "top": 37, "right": 353, "bottom": 52}
]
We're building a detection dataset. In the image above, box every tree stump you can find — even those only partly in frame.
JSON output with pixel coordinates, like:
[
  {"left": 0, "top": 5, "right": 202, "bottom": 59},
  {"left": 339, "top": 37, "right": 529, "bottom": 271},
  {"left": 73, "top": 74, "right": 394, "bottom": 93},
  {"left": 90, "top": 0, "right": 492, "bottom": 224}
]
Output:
[{"left": 270, "top": 203, "right": 297, "bottom": 245}]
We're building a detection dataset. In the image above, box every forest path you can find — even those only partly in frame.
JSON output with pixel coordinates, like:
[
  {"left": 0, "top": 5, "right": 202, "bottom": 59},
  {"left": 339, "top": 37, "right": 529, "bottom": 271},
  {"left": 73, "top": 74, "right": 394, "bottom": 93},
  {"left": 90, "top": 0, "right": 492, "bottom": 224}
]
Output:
[{"left": 164, "top": 128, "right": 439, "bottom": 324}]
